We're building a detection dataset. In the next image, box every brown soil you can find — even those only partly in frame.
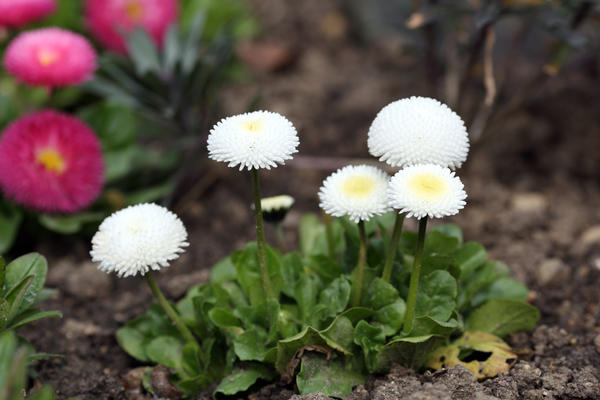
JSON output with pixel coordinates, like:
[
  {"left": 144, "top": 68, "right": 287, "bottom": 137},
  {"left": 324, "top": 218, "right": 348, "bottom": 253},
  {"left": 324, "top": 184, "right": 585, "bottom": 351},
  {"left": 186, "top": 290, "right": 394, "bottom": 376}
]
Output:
[{"left": 20, "top": 0, "right": 600, "bottom": 399}]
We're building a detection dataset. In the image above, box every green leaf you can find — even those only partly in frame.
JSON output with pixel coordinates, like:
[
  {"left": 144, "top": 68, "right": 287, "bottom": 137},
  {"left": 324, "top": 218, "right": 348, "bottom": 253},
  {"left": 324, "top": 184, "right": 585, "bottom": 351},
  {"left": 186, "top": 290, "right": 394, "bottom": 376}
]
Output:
[
  {"left": 466, "top": 299, "right": 540, "bottom": 337},
  {"left": 374, "top": 299, "right": 406, "bottom": 336},
  {"left": 470, "top": 277, "right": 529, "bottom": 307},
  {"left": 374, "top": 335, "right": 445, "bottom": 372},
  {"left": 319, "top": 316, "right": 355, "bottom": 353},
  {"left": 424, "top": 231, "right": 461, "bottom": 256},
  {"left": 410, "top": 317, "right": 459, "bottom": 337},
  {"left": 78, "top": 101, "right": 138, "bottom": 150},
  {"left": 127, "top": 28, "right": 162, "bottom": 75},
  {"left": 312, "top": 277, "right": 351, "bottom": 326},
  {"left": 210, "top": 256, "right": 236, "bottom": 283},
  {"left": 4, "top": 253, "right": 47, "bottom": 316},
  {"left": 215, "top": 364, "right": 276, "bottom": 396},
  {"left": 208, "top": 307, "right": 241, "bottom": 328},
  {"left": 299, "top": 214, "right": 343, "bottom": 258},
  {"left": 294, "top": 275, "right": 320, "bottom": 324},
  {"left": 0, "top": 256, "right": 5, "bottom": 293},
  {"left": 432, "top": 224, "right": 463, "bottom": 244},
  {"left": 0, "top": 330, "right": 17, "bottom": 388},
  {"left": 459, "top": 261, "right": 510, "bottom": 311},
  {"left": 280, "top": 252, "right": 303, "bottom": 298},
  {"left": 5, "top": 275, "right": 34, "bottom": 322},
  {"left": 38, "top": 212, "right": 105, "bottom": 234},
  {"left": 366, "top": 278, "right": 399, "bottom": 310},
  {"left": 8, "top": 309, "right": 62, "bottom": 330},
  {"left": 415, "top": 270, "right": 457, "bottom": 322},
  {"left": 354, "top": 320, "right": 385, "bottom": 372},
  {"left": 455, "top": 242, "right": 488, "bottom": 280},
  {"left": 275, "top": 325, "right": 349, "bottom": 375},
  {"left": 233, "top": 243, "right": 284, "bottom": 305},
  {"left": 233, "top": 328, "right": 270, "bottom": 361},
  {"left": 0, "top": 202, "right": 22, "bottom": 254},
  {"left": 145, "top": 336, "right": 185, "bottom": 369},
  {"left": 0, "top": 298, "right": 8, "bottom": 330},
  {"left": 28, "top": 386, "right": 56, "bottom": 400},
  {"left": 116, "top": 303, "right": 181, "bottom": 362},
  {"left": 306, "top": 255, "right": 343, "bottom": 283},
  {"left": 297, "top": 353, "right": 365, "bottom": 398}
]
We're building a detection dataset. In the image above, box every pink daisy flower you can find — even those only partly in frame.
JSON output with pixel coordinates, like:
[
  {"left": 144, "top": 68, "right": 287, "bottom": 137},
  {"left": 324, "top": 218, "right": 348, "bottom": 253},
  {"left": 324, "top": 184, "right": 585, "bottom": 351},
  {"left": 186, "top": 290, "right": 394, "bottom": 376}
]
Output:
[
  {"left": 3, "top": 27, "right": 97, "bottom": 88},
  {"left": 85, "top": 0, "right": 179, "bottom": 53},
  {"left": 0, "top": 110, "right": 104, "bottom": 213},
  {"left": 0, "top": 0, "right": 56, "bottom": 28}
]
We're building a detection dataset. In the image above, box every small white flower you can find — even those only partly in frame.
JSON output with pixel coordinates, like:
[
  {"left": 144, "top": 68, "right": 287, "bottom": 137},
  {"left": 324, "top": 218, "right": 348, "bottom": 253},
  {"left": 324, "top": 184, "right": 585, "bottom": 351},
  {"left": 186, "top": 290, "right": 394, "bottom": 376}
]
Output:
[
  {"left": 207, "top": 110, "right": 299, "bottom": 170},
  {"left": 319, "top": 165, "right": 391, "bottom": 223},
  {"left": 90, "top": 203, "right": 189, "bottom": 277},
  {"left": 255, "top": 194, "right": 295, "bottom": 224},
  {"left": 368, "top": 96, "right": 469, "bottom": 169},
  {"left": 261, "top": 195, "right": 295, "bottom": 213},
  {"left": 388, "top": 164, "right": 467, "bottom": 219}
]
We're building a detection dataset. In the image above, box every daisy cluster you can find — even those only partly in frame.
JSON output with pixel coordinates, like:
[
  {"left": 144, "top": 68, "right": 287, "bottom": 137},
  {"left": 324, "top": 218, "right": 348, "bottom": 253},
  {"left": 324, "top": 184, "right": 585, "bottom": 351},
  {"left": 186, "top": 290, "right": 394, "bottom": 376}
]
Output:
[{"left": 319, "top": 96, "right": 469, "bottom": 222}]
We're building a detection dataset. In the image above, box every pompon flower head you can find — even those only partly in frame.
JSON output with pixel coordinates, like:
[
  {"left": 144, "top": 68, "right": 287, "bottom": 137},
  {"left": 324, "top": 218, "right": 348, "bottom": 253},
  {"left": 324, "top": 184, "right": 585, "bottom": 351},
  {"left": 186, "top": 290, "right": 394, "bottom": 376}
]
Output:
[
  {"left": 91, "top": 203, "right": 189, "bottom": 278},
  {"left": 207, "top": 111, "right": 299, "bottom": 171},
  {"left": 258, "top": 195, "right": 295, "bottom": 224},
  {"left": 4, "top": 27, "right": 97, "bottom": 88},
  {"left": 0, "top": 0, "right": 56, "bottom": 28},
  {"left": 0, "top": 110, "right": 104, "bottom": 213},
  {"left": 388, "top": 164, "right": 467, "bottom": 219},
  {"left": 85, "top": 0, "right": 179, "bottom": 53},
  {"left": 319, "top": 165, "right": 391, "bottom": 223},
  {"left": 368, "top": 96, "right": 469, "bottom": 169}
]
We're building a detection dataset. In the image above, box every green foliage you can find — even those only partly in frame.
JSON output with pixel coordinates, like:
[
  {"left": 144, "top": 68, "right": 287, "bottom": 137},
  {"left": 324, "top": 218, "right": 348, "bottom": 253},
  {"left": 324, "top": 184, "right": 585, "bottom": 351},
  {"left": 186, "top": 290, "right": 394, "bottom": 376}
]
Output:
[
  {"left": 0, "top": 254, "right": 61, "bottom": 335},
  {"left": 0, "top": 331, "right": 56, "bottom": 400},
  {"left": 118, "top": 215, "right": 539, "bottom": 397}
]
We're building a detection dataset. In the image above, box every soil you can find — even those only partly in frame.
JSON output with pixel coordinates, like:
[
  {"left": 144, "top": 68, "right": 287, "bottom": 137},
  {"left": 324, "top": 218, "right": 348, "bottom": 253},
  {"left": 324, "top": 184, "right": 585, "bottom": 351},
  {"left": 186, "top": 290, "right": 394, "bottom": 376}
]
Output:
[{"left": 18, "top": 0, "right": 600, "bottom": 399}]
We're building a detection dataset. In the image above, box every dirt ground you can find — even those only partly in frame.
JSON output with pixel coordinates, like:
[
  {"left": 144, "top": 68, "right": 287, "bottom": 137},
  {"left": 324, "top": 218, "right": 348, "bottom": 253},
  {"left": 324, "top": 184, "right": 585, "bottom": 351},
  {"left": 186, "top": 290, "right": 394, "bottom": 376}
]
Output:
[{"left": 20, "top": 1, "right": 600, "bottom": 399}]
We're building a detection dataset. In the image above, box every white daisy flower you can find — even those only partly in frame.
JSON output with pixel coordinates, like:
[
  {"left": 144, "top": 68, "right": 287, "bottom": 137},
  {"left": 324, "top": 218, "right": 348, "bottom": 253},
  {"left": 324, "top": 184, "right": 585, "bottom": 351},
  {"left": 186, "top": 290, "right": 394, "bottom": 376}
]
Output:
[
  {"left": 319, "top": 165, "right": 391, "bottom": 223},
  {"left": 90, "top": 203, "right": 189, "bottom": 277},
  {"left": 388, "top": 164, "right": 467, "bottom": 219},
  {"left": 368, "top": 96, "right": 469, "bottom": 169},
  {"left": 207, "top": 110, "right": 299, "bottom": 170}
]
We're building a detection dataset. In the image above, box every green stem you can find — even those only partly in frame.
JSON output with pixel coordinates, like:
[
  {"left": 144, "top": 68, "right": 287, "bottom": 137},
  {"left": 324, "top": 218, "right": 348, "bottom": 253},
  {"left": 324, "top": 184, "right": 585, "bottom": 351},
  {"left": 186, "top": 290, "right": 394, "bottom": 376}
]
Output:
[
  {"left": 351, "top": 220, "right": 368, "bottom": 307},
  {"left": 145, "top": 272, "right": 197, "bottom": 344},
  {"left": 381, "top": 213, "right": 406, "bottom": 283},
  {"left": 403, "top": 217, "right": 428, "bottom": 335},
  {"left": 275, "top": 223, "right": 286, "bottom": 252},
  {"left": 323, "top": 212, "right": 336, "bottom": 259},
  {"left": 251, "top": 168, "right": 274, "bottom": 299}
]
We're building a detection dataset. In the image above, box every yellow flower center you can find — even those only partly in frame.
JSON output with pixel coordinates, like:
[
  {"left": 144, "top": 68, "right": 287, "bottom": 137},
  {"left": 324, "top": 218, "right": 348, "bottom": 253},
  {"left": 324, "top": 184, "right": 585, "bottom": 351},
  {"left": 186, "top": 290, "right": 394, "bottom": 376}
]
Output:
[
  {"left": 342, "top": 175, "right": 375, "bottom": 198},
  {"left": 407, "top": 173, "right": 447, "bottom": 199},
  {"left": 125, "top": 1, "right": 144, "bottom": 21},
  {"left": 36, "top": 148, "right": 66, "bottom": 174},
  {"left": 241, "top": 119, "right": 264, "bottom": 133},
  {"left": 37, "top": 48, "right": 60, "bottom": 67}
]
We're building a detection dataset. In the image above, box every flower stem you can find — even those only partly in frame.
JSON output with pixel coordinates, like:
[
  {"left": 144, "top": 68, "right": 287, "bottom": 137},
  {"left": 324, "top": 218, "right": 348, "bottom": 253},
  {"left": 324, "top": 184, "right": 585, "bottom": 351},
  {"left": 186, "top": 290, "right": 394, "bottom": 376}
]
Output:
[
  {"left": 381, "top": 213, "right": 406, "bottom": 283},
  {"left": 323, "top": 212, "right": 336, "bottom": 259},
  {"left": 145, "top": 272, "right": 197, "bottom": 344},
  {"left": 251, "top": 168, "right": 274, "bottom": 299},
  {"left": 402, "top": 216, "right": 428, "bottom": 335},
  {"left": 275, "top": 223, "right": 286, "bottom": 252},
  {"left": 351, "top": 220, "right": 368, "bottom": 307}
]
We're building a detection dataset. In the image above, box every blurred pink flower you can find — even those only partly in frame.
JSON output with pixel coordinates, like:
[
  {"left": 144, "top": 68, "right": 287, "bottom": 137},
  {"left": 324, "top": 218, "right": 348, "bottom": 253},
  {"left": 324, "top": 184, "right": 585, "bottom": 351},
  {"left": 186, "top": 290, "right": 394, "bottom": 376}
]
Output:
[
  {"left": 0, "top": 0, "right": 56, "bottom": 28},
  {"left": 0, "top": 110, "right": 104, "bottom": 213},
  {"left": 4, "top": 28, "right": 97, "bottom": 88},
  {"left": 85, "top": 0, "right": 179, "bottom": 53}
]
